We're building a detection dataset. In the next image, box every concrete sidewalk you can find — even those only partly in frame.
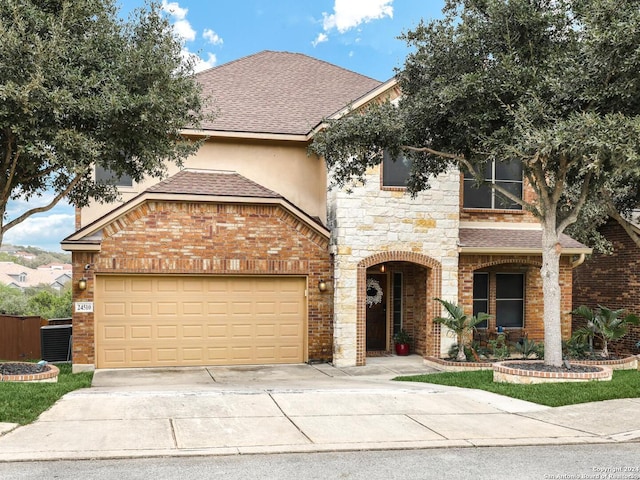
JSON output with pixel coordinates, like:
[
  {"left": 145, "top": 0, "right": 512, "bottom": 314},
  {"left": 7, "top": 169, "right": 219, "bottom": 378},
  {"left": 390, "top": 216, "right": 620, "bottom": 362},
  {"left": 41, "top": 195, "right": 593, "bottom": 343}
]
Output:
[{"left": 0, "top": 356, "right": 639, "bottom": 461}]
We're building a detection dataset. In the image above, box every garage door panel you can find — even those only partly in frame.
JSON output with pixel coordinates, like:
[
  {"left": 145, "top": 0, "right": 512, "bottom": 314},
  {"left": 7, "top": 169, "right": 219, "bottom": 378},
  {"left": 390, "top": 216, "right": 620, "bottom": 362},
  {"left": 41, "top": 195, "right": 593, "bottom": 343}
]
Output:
[
  {"left": 103, "top": 325, "right": 126, "bottom": 340},
  {"left": 131, "top": 302, "right": 152, "bottom": 316},
  {"left": 130, "top": 326, "right": 152, "bottom": 339},
  {"left": 280, "top": 324, "right": 301, "bottom": 337},
  {"left": 130, "top": 349, "right": 152, "bottom": 363},
  {"left": 157, "top": 302, "right": 178, "bottom": 315},
  {"left": 207, "top": 325, "right": 228, "bottom": 338},
  {"left": 102, "top": 349, "right": 126, "bottom": 365},
  {"left": 130, "top": 278, "right": 153, "bottom": 292},
  {"left": 103, "top": 302, "right": 126, "bottom": 316},
  {"left": 96, "top": 276, "right": 306, "bottom": 368},
  {"left": 183, "top": 303, "right": 203, "bottom": 315},
  {"left": 182, "top": 325, "right": 203, "bottom": 337}
]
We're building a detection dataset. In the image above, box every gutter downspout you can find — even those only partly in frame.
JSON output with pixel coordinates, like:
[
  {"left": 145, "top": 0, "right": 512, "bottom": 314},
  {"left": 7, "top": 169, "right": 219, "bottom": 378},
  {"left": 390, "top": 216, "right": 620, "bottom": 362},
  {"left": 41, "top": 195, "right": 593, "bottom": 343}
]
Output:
[{"left": 571, "top": 253, "right": 586, "bottom": 269}]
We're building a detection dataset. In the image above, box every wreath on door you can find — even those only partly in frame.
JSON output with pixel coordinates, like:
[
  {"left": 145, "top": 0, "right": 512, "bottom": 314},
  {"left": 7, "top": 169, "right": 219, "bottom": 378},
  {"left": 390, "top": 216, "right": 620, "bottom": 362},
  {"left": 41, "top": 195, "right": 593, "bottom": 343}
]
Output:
[{"left": 366, "top": 278, "right": 383, "bottom": 307}]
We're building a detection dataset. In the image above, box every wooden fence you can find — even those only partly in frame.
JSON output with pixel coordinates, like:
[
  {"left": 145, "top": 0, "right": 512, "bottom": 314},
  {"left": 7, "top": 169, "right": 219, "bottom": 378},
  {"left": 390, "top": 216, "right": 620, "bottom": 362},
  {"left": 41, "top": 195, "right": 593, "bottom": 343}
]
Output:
[{"left": 0, "top": 315, "right": 48, "bottom": 361}]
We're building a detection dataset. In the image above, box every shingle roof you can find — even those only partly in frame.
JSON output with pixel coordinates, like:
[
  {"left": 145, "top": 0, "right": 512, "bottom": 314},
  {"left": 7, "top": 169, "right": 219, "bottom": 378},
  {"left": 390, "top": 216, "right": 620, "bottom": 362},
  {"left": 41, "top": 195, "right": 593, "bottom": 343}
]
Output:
[
  {"left": 459, "top": 228, "right": 589, "bottom": 252},
  {"left": 146, "top": 170, "right": 282, "bottom": 198},
  {"left": 195, "top": 51, "right": 382, "bottom": 135}
]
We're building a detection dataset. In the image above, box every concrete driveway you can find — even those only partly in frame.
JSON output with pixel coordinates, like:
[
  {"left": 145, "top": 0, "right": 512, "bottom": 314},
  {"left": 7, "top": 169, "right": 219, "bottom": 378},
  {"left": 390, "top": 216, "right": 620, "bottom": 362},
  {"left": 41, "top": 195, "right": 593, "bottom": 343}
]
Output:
[{"left": 0, "top": 356, "right": 638, "bottom": 461}]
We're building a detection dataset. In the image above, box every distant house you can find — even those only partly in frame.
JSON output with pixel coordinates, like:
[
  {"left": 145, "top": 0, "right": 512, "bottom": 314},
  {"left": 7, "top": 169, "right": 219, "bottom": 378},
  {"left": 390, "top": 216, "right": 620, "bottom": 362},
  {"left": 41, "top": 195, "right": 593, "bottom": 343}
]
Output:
[
  {"left": 13, "top": 251, "right": 37, "bottom": 261},
  {"left": 37, "top": 263, "right": 73, "bottom": 273},
  {"left": 0, "top": 262, "right": 72, "bottom": 291},
  {"left": 573, "top": 213, "right": 640, "bottom": 354}
]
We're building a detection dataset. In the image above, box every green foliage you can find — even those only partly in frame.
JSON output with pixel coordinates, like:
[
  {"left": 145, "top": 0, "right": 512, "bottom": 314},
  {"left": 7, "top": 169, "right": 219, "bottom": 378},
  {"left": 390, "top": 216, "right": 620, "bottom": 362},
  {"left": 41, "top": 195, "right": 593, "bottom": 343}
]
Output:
[
  {"left": 0, "top": 284, "right": 29, "bottom": 315},
  {"left": 0, "top": 0, "right": 207, "bottom": 244},
  {"left": 563, "top": 337, "right": 590, "bottom": 360},
  {"left": 0, "top": 284, "right": 71, "bottom": 318},
  {"left": 572, "top": 305, "right": 640, "bottom": 358},
  {"left": 514, "top": 337, "right": 543, "bottom": 360},
  {"left": 395, "top": 370, "right": 640, "bottom": 407},
  {"left": 488, "top": 333, "right": 510, "bottom": 361},
  {"left": 433, "top": 298, "right": 490, "bottom": 361},
  {"left": 393, "top": 329, "right": 412, "bottom": 344},
  {"left": 0, "top": 364, "right": 93, "bottom": 425},
  {"left": 310, "top": 0, "right": 640, "bottom": 368}
]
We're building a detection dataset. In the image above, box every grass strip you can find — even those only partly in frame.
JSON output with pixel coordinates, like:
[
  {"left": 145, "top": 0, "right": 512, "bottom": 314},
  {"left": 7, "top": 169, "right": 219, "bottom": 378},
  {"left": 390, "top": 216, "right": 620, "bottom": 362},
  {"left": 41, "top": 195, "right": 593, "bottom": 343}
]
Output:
[
  {"left": 394, "top": 369, "right": 640, "bottom": 407},
  {"left": 0, "top": 364, "right": 93, "bottom": 425}
]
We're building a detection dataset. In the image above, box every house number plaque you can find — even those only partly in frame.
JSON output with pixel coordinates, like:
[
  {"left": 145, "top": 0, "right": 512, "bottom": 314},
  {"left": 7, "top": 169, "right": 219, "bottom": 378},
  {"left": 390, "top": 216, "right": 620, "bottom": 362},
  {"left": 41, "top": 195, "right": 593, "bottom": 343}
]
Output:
[{"left": 75, "top": 302, "right": 94, "bottom": 313}]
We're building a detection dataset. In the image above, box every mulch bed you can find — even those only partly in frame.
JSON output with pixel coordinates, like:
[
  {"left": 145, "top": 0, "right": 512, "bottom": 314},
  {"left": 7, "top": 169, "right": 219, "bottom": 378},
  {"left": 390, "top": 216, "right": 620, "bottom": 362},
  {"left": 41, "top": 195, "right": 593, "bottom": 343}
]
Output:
[
  {"left": 504, "top": 362, "right": 602, "bottom": 373},
  {"left": 0, "top": 363, "right": 51, "bottom": 376}
]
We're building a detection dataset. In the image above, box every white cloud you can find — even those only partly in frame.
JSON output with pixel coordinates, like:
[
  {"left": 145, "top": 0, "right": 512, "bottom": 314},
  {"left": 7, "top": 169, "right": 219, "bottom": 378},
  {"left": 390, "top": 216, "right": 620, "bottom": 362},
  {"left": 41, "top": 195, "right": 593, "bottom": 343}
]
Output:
[
  {"left": 3, "top": 213, "right": 75, "bottom": 252},
  {"left": 173, "top": 19, "right": 196, "bottom": 42},
  {"left": 193, "top": 52, "right": 217, "bottom": 72},
  {"left": 162, "top": 1, "right": 196, "bottom": 42},
  {"left": 161, "top": 0, "right": 188, "bottom": 20},
  {"left": 312, "top": 33, "right": 328, "bottom": 47},
  {"left": 322, "top": 0, "right": 393, "bottom": 34},
  {"left": 203, "top": 29, "right": 223, "bottom": 46}
]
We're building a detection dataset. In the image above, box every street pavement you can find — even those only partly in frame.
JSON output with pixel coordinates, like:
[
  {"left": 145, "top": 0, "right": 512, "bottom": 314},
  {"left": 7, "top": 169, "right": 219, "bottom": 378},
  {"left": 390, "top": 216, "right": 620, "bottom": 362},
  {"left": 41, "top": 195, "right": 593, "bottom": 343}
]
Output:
[{"left": 0, "top": 355, "right": 638, "bottom": 461}]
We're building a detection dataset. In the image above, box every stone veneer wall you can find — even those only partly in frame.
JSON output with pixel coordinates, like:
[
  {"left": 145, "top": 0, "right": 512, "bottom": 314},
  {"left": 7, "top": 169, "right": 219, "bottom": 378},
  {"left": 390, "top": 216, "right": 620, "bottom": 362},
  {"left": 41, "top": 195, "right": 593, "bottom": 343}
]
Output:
[{"left": 328, "top": 165, "right": 460, "bottom": 367}]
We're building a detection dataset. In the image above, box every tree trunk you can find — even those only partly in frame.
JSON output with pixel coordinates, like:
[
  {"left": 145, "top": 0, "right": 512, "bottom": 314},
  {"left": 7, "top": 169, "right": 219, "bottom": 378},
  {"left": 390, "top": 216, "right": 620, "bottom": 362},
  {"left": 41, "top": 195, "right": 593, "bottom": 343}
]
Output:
[
  {"left": 457, "top": 333, "right": 466, "bottom": 361},
  {"left": 540, "top": 219, "right": 564, "bottom": 367}
]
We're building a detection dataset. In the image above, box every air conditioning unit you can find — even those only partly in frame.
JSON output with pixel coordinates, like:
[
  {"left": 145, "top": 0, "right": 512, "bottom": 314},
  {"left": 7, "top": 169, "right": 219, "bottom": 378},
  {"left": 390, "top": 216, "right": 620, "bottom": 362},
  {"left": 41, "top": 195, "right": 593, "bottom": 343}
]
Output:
[{"left": 40, "top": 325, "right": 72, "bottom": 362}]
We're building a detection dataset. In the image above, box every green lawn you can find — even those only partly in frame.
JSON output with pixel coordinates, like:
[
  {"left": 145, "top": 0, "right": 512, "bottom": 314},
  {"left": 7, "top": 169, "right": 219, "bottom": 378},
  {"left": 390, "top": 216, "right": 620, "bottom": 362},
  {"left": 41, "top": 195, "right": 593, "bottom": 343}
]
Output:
[
  {"left": 0, "top": 364, "right": 93, "bottom": 425},
  {"left": 394, "top": 369, "right": 640, "bottom": 407}
]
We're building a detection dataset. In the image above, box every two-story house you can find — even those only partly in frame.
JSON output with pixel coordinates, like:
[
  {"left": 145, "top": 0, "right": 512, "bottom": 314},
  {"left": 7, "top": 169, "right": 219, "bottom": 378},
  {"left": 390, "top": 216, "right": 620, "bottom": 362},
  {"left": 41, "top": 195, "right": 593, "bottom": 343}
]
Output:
[{"left": 62, "top": 51, "right": 590, "bottom": 372}]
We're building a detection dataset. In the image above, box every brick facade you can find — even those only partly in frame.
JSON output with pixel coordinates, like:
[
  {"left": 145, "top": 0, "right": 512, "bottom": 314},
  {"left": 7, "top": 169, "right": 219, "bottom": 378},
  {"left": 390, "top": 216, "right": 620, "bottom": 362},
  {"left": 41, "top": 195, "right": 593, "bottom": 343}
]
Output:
[
  {"left": 573, "top": 220, "right": 640, "bottom": 354},
  {"left": 459, "top": 254, "right": 575, "bottom": 344},
  {"left": 71, "top": 200, "right": 333, "bottom": 369}
]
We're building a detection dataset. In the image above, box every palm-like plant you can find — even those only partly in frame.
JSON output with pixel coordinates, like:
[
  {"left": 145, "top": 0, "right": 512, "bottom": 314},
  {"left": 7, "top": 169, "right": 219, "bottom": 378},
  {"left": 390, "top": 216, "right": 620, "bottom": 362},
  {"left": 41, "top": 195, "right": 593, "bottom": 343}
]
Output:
[
  {"left": 433, "top": 298, "right": 491, "bottom": 361},
  {"left": 572, "top": 305, "right": 640, "bottom": 358}
]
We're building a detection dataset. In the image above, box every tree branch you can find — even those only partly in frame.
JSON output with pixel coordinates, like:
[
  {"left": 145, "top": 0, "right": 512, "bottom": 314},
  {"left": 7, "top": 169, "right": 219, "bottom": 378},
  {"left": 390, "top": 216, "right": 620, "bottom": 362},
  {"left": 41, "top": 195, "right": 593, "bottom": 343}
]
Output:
[
  {"left": 1, "top": 174, "right": 82, "bottom": 235},
  {"left": 557, "top": 171, "right": 592, "bottom": 233},
  {"left": 1, "top": 130, "right": 20, "bottom": 206},
  {"left": 402, "top": 144, "right": 532, "bottom": 210}
]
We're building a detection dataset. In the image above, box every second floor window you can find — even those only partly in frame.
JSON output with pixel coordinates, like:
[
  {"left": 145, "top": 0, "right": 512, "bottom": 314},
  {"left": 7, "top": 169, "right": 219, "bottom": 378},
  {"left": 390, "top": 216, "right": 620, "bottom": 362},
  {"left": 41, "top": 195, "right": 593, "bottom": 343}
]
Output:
[
  {"left": 382, "top": 150, "right": 412, "bottom": 187},
  {"left": 463, "top": 160, "right": 523, "bottom": 210},
  {"left": 95, "top": 165, "right": 133, "bottom": 187}
]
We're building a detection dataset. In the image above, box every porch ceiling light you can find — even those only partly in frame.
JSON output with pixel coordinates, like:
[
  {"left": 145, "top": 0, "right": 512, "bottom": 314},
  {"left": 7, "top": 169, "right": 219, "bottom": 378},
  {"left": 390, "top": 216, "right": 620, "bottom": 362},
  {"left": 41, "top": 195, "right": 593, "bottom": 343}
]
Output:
[{"left": 380, "top": 264, "right": 386, "bottom": 273}]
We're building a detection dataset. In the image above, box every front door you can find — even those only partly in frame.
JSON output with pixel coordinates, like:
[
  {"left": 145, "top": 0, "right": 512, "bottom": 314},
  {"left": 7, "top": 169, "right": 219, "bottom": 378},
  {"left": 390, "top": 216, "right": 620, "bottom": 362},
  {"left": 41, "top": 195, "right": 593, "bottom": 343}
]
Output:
[{"left": 366, "top": 274, "right": 387, "bottom": 351}]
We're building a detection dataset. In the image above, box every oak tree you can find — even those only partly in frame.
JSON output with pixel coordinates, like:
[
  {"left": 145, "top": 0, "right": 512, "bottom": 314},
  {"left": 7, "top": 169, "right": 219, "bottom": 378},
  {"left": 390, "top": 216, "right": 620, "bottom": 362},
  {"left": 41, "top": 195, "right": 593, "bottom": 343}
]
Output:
[
  {"left": 0, "top": 0, "right": 205, "bottom": 245},
  {"left": 310, "top": 0, "right": 640, "bottom": 366}
]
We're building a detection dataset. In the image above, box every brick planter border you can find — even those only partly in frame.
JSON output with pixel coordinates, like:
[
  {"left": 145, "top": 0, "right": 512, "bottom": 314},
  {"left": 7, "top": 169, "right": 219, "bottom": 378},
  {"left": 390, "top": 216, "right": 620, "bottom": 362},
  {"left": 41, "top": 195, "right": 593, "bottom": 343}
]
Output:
[
  {"left": 424, "top": 356, "right": 495, "bottom": 372},
  {"left": 570, "top": 355, "right": 638, "bottom": 371},
  {"left": 0, "top": 363, "right": 60, "bottom": 383},
  {"left": 493, "top": 360, "right": 612, "bottom": 384}
]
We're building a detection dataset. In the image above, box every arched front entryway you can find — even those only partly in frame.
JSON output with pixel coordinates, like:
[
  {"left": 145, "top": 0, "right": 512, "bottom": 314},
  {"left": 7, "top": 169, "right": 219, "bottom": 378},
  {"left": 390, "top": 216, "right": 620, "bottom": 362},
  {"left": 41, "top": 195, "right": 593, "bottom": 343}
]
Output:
[{"left": 356, "top": 252, "right": 443, "bottom": 366}]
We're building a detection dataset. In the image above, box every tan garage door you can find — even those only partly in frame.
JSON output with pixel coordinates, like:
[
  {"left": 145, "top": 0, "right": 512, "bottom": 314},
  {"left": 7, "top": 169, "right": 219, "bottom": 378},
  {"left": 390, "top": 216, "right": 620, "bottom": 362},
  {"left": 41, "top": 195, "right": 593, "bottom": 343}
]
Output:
[{"left": 95, "top": 275, "right": 306, "bottom": 368}]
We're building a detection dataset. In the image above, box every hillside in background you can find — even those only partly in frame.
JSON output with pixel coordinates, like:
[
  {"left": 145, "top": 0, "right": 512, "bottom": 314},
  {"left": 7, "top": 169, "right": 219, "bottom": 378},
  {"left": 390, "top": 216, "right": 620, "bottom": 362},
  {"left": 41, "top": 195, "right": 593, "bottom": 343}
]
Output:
[{"left": 0, "top": 244, "right": 71, "bottom": 268}]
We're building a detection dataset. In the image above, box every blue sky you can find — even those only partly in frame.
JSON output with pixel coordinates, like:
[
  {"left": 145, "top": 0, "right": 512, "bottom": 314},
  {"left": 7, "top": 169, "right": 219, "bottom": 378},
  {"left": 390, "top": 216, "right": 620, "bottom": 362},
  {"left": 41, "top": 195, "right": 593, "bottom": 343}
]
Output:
[{"left": 4, "top": 0, "right": 445, "bottom": 252}]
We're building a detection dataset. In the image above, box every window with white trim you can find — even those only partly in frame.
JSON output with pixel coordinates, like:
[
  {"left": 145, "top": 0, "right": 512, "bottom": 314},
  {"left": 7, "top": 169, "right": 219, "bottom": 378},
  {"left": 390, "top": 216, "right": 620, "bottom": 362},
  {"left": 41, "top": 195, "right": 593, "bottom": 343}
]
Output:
[{"left": 463, "top": 160, "right": 523, "bottom": 210}]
